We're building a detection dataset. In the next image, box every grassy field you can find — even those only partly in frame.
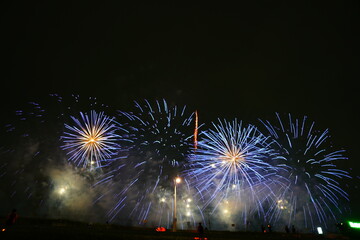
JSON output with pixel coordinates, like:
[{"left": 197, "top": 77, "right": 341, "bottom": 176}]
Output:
[{"left": 1, "top": 217, "right": 358, "bottom": 240}]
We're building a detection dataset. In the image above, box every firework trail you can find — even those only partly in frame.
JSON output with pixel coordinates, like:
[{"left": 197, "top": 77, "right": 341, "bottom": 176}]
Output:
[
  {"left": 61, "top": 110, "right": 122, "bottom": 169},
  {"left": 194, "top": 110, "right": 199, "bottom": 151},
  {"left": 98, "top": 99, "right": 199, "bottom": 227},
  {"left": 185, "top": 118, "right": 277, "bottom": 228},
  {"left": 259, "top": 113, "right": 351, "bottom": 231}
]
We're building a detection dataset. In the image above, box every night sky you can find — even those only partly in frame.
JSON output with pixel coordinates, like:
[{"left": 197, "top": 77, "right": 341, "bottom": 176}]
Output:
[{"left": 1, "top": 2, "right": 360, "bottom": 218}]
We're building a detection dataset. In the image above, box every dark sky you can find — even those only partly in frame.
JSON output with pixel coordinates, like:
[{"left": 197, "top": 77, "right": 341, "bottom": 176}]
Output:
[{"left": 1, "top": 1, "right": 360, "bottom": 216}]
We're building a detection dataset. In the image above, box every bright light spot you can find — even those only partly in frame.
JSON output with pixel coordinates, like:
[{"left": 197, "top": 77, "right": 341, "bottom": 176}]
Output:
[
  {"left": 160, "top": 198, "right": 166, "bottom": 203},
  {"left": 58, "top": 187, "right": 67, "bottom": 195},
  {"left": 349, "top": 221, "right": 360, "bottom": 229},
  {"left": 187, "top": 198, "right": 192, "bottom": 203},
  {"left": 232, "top": 184, "right": 236, "bottom": 189},
  {"left": 225, "top": 154, "right": 244, "bottom": 164},
  {"left": 210, "top": 163, "right": 216, "bottom": 168},
  {"left": 317, "top": 227, "right": 323, "bottom": 234},
  {"left": 277, "top": 199, "right": 288, "bottom": 210},
  {"left": 175, "top": 177, "right": 181, "bottom": 184},
  {"left": 223, "top": 209, "right": 228, "bottom": 214},
  {"left": 186, "top": 204, "right": 190, "bottom": 208},
  {"left": 156, "top": 227, "right": 166, "bottom": 232},
  {"left": 186, "top": 211, "right": 191, "bottom": 216}
]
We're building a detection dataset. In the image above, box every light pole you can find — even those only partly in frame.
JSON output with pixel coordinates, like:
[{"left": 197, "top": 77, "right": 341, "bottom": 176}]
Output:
[{"left": 173, "top": 177, "right": 181, "bottom": 232}]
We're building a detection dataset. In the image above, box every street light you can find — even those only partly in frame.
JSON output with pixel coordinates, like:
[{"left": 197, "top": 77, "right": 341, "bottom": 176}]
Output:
[{"left": 173, "top": 177, "right": 181, "bottom": 232}]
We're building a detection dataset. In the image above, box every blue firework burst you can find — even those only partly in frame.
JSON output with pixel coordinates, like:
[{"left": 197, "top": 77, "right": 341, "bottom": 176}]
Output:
[
  {"left": 100, "top": 99, "right": 197, "bottom": 226},
  {"left": 259, "top": 113, "right": 351, "bottom": 231},
  {"left": 185, "top": 118, "right": 277, "bottom": 225}
]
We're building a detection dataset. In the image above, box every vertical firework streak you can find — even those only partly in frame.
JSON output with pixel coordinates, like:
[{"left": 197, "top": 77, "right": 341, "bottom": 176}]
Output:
[
  {"left": 99, "top": 99, "right": 198, "bottom": 227},
  {"left": 259, "top": 113, "right": 351, "bottom": 231},
  {"left": 194, "top": 110, "right": 198, "bottom": 151},
  {"left": 185, "top": 119, "right": 277, "bottom": 226},
  {"left": 61, "top": 110, "right": 122, "bottom": 169}
]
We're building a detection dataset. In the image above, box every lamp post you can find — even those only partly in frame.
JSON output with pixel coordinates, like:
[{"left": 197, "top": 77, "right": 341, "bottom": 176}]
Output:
[{"left": 173, "top": 177, "right": 181, "bottom": 232}]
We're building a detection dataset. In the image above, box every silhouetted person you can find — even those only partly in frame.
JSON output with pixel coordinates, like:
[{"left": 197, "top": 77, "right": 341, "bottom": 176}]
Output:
[
  {"left": 261, "top": 224, "right": 266, "bottom": 233},
  {"left": 291, "top": 225, "right": 296, "bottom": 233},
  {"left": 197, "top": 222, "right": 204, "bottom": 239},
  {"left": 285, "top": 225, "right": 290, "bottom": 233},
  {"left": 6, "top": 209, "right": 18, "bottom": 227},
  {"left": 246, "top": 220, "right": 250, "bottom": 231}
]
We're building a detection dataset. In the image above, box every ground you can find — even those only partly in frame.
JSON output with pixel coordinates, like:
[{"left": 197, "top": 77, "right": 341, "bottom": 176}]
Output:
[{"left": 1, "top": 217, "right": 358, "bottom": 240}]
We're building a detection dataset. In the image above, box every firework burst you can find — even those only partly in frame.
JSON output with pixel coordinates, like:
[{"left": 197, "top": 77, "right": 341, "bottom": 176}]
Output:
[
  {"left": 259, "top": 113, "right": 351, "bottom": 231},
  {"left": 0, "top": 94, "right": 118, "bottom": 220},
  {"left": 61, "top": 110, "right": 122, "bottom": 169},
  {"left": 185, "top": 118, "right": 277, "bottom": 225},
  {"left": 99, "top": 99, "right": 198, "bottom": 226}
]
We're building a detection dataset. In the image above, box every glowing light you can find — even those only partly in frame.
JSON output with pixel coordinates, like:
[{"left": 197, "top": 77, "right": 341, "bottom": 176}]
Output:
[
  {"left": 349, "top": 221, "right": 360, "bottom": 229},
  {"left": 175, "top": 177, "right": 181, "bottom": 184},
  {"left": 155, "top": 227, "right": 166, "bottom": 232},
  {"left": 277, "top": 199, "right": 288, "bottom": 210},
  {"left": 317, "top": 227, "right": 323, "bottom": 234},
  {"left": 58, "top": 187, "right": 67, "bottom": 195}
]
